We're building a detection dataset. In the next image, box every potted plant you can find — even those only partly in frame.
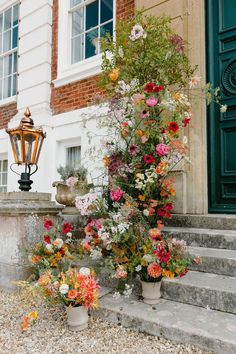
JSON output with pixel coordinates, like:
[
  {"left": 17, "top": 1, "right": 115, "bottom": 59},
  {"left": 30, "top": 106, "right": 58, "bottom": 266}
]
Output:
[
  {"left": 37, "top": 267, "right": 99, "bottom": 331},
  {"left": 53, "top": 165, "right": 90, "bottom": 207}
]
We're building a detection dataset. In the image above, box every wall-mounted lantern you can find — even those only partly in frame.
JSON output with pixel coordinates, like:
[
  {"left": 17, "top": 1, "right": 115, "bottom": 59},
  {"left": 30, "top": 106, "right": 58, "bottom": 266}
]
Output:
[{"left": 6, "top": 108, "right": 46, "bottom": 191}]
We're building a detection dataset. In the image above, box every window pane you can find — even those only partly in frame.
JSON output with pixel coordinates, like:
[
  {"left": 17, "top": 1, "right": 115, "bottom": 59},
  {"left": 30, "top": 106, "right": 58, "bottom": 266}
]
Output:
[
  {"left": 100, "top": 21, "right": 113, "bottom": 38},
  {"left": 86, "top": 1, "right": 98, "bottom": 30},
  {"left": 71, "top": 0, "right": 83, "bottom": 7},
  {"left": 66, "top": 146, "right": 81, "bottom": 168},
  {"left": 85, "top": 28, "right": 98, "bottom": 58},
  {"left": 4, "top": 54, "right": 12, "bottom": 76},
  {"left": 12, "top": 73, "right": 16, "bottom": 95},
  {"left": 4, "top": 8, "right": 12, "bottom": 31},
  {"left": 12, "top": 26, "right": 18, "bottom": 48},
  {"left": 3, "top": 30, "right": 11, "bottom": 52},
  {"left": 2, "top": 160, "right": 7, "bottom": 171},
  {"left": 0, "top": 14, "right": 3, "bottom": 34},
  {"left": 13, "top": 5, "right": 19, "bottom": 27},
  {"left": 72, "top": 35, "right": 83, "bottom": 63},
  {"left": 3, "top": 76, "right": 11, "bottom": 98},
  {"left": 72, "top": 8, "right": 84, "bottom": 36},
  {"left": 13, "top": 52, "right": 17, "bottom": 73},
  {"left": 0, "top": 58, "right": 3, "bottom": 78},
  {"left": 2, "top": 172, "right": 7, "bottom": 185},
  {"left": 101, "top": 0, "right": 113, "bottom": 23}
]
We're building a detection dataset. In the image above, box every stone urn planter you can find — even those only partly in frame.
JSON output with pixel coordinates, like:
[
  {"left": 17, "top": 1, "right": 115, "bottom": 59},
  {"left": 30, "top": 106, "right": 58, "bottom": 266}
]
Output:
[
  {"left": 52, "top": 181, "right": 89, "bottom": 207},
  {"left": 66, "top": 305, "right": 89, "bottom": 331},
  {"left": 140, "top": 280, "right": 162, "bottom": 305}
]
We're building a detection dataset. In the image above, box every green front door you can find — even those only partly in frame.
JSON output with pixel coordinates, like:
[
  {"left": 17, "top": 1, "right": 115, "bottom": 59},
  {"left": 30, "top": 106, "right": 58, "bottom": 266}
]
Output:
[{"left": 207, "top": 0, "right": 236, "bottom": 213}]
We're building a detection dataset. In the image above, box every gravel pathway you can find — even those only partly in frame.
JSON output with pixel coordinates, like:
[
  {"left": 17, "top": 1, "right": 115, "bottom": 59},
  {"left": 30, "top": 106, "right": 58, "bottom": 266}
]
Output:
[{"left": 0, "top": 290, "right": 214, "bottom": 354}]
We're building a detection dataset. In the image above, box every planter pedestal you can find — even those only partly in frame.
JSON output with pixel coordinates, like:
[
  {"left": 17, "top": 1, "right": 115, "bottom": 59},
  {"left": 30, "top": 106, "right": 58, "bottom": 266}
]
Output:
[
  {"left": 141, "top": 280, "right": 162, "bottom": 304},
  {"left": 66, "top": 306, "right": 89, "bottom": 331}
]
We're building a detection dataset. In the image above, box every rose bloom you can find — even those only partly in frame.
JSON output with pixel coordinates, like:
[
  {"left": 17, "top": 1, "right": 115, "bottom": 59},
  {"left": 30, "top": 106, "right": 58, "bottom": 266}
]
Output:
[
  {"left": 147, "top": 263, "right": 162, "bottom": 278},
  {"left": 62, "top": 222, "right": 72, "bottom": 234},
  {"left": 156, "top": 143, "right": 170, "bottom": 156},
  {"left": 144, "top": 154, "right": 155, "bottom": 164},
  {"left": 44, "top": 219, "right": 53, "bottom": 230},
  {"left": 59, "top": 283, "right": 69, "bottom": 295},
  {"left": 144, "top": 82, "right": 155, "bottom": 93},
  {"left": 109, "top": 68, "right": 119, "bottom": 81},
  {"left": 149, "top": 228, "right": 162, "bottom": 242},
  {"left": 146, "top": 97, "right": 158, "bottom": 107},
  {"left": 128, "top": 144, "right": 140, "bottom": 156},
  {"left": 66, "top": 176, "right": 78, "bottom": 187},
  {"left": 168, "top": 122, "right": 179, "bottom": 132},
  {"left": 67, "top": 289, "right": 79, "bottom": 300},
  {"left": 110, "top": 187, "right": 124, "bottom": 202},
  {"left": 44, "top": 235, "right": 51, "bottom": 244}
]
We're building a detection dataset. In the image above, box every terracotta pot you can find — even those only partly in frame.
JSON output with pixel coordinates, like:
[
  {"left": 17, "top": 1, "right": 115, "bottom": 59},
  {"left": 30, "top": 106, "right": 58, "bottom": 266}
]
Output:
[
  {"left": 140, "top": 280, "right": 162, "bottom": 305},
  {"left": 66, "top": 305, "right": 89, "bottom": 331},
  {"left": 52, "top": 181, "right": 89, "bottom": 207}
]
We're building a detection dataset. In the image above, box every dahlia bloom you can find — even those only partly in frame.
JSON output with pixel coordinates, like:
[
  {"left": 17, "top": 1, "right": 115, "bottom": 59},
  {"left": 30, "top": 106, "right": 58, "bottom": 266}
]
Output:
[
  {"left": 156, "top": 143, "right": 170, "bottom": 156},
  {"left": 110, "top": 187, "right": 124, "bottom": 202},
  {"left": 147, "top": 263, "right": 162, "bottom": 278}
]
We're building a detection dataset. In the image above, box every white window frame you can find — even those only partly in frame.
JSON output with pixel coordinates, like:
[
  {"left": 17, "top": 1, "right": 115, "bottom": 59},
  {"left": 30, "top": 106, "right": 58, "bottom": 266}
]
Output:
[
  {"left": 0, "top": 0, "right": 19, "bottom": 106},
  {"left": 0, "top": 153, "right": 8, "bottom": 192},
  {"left": 54, "top": 0, "right": 116, "bottom": 88}
]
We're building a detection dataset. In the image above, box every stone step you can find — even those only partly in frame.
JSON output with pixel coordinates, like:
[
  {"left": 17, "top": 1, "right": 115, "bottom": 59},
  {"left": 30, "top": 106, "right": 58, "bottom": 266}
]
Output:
[
  {"left": 95, "top": 291, "right": 236, "bottom": 354},
  {"left": 161, "top": 270, "right": 236, "bottom": 314},
  {"left": 166, "top": 214, "right": 236, "bottom": 230},
  {"left": 163, "top": 226, "right": 236, "bottom": 250},
  {"left": 189, "top": 246, "right": 236, "bottom": 276}
]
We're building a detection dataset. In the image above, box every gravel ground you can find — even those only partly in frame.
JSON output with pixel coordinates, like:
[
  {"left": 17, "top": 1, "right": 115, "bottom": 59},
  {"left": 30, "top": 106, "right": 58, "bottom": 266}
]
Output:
[{"left": 0, "top": 290, "right": 214, "bottom": 354}]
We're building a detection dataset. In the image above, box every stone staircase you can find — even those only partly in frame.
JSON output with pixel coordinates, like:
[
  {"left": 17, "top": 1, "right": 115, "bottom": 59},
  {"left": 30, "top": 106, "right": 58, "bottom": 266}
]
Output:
[{"left": 95, "top": 215, "right": 236, "bottom": 354}]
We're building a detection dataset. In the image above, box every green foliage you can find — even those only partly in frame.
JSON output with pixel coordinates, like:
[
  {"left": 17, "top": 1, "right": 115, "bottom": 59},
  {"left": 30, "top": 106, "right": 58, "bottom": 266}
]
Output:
[{"left": 57, "top": 165, "right": 87, "bottom": 182}]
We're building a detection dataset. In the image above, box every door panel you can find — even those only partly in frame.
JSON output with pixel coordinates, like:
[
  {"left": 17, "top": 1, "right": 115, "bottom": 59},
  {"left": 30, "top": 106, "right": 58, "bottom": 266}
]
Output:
[{"left": 207, "top": 0, "right": 236, "bottom": 212}]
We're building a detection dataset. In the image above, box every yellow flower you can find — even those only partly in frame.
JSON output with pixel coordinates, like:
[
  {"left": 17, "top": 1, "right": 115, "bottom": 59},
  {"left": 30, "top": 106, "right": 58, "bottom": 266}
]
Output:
[
  {"left": 138, "top": 195, "right": 145, "bottom": 201},
  {"left": 109, "top": 68, "right": 120, "bottom": 81},
  {"left": 103, "top": 156, "right": 110, "bottom": 167},
  {"left": 28, "top": 311, "right": 38, "bottom": 321},
  {"left": 162, "top": 269, "right": 175, "bottom": 278},
  {"left": 173, "top": 92, "right": 181, "bottom": 101}
]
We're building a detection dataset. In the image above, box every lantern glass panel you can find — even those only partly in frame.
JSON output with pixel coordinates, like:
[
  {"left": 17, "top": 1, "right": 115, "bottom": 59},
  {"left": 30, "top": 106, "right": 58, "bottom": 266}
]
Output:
[
  {"left": 11, "top": 132, "right": 22, "bottom": 162},
  {"left": 35, "top": 135, "right": 44, "bottom": 164},
  {"left": 24, "top": 133, "right": 36, "bottom": 163}
]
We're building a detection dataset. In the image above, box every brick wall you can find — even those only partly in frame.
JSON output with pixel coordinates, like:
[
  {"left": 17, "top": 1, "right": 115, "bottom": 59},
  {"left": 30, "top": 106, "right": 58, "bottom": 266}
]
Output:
[
  {"left": 0, "top": 103, "right": 17, "bottom": 130},
  {"left": 51, "top": 0, "right": 135, "bottom": 115}
]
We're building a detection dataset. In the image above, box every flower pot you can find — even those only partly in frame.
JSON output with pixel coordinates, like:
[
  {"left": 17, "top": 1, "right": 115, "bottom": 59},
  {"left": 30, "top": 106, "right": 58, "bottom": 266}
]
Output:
[
  {"left": 53, "top": 181, "right": 89, "bottom": 207},
  {"left": 140, "top": 280, "right": 162, "bottom": 305},
  {"left": 66, "top": 305, "right": 89, "bottom": 331}
]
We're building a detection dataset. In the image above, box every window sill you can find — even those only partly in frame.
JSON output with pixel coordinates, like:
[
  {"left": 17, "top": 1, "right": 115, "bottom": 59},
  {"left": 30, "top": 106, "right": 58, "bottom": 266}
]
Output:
[
  {"left": 53, "top": 55, "right": 102, "bottom": 88},
  {"left": 0, "top": 96, "right": 17, "bottom": 107}
]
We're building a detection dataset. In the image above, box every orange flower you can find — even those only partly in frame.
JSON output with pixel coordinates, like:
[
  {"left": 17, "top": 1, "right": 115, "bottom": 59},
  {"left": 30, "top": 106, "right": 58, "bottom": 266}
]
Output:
[
  {"left": 149, "top": 228, "right": 162, "bottom": 242},
  {"left": 38, "top": 272, "right": 51, "bottom": 286},
  {"left": 147, "top": 263, "right": 162, "bottom": 278},
  {"left": 103, "top": 156, "right": 110, "bottom": 167},
  {"left": 138, "top": 195, "right": 145, "bottom": 201},
  {"left": 157, "top": 220, "right": 164, "bottom": 230},
  {"left": 83, "top": 243, "right": 91, "bottom": 252},
  {"left": 148, "top": 207, "right": 155, "bottom": 216},
  {"left": 109, "top": 68, "right": 119, "bottom": 81},
  {"left": 162, "top": 269, "right": 175, "bottom": 278},
  {"left": 68, "top": 289, "right": 79, "bottom": 299},
  {"left": 28, "top": 311, "right": 38, "bottom": 321},
  {"left": 31, "top": 255, "right": 42, "bottom": 264},
  {"left": 21, "top": 316, "right": 30, "bottom": 331},
  {"left": 136, "top": 129, "right": 145, "bottom": 137}
]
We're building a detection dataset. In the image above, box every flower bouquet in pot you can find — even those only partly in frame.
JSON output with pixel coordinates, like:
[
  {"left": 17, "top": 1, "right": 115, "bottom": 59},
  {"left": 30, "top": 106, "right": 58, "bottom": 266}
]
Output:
[
  {"left": 37, "top": 267, "right": 100, "bottom": 331},
  {"left": 53, "top": 165, "right": 90, "bottom": 207}
]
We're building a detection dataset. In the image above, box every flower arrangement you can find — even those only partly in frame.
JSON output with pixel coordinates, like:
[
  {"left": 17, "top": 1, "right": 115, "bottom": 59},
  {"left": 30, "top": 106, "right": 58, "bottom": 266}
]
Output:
[
  {"left": 57, "top": 165, "right": 88, "bottom": 187},
  {"left": 37, "top": 267, "right": 100, "bottom": 309},
  {"left": 28, "top": 219, "right": 76, "bottom": 277}
]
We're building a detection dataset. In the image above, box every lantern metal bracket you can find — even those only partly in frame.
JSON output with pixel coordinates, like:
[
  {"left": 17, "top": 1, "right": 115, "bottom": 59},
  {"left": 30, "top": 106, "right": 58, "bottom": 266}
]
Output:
[{"left": 10, "top": 163, "right": 38, "bottom": 192}]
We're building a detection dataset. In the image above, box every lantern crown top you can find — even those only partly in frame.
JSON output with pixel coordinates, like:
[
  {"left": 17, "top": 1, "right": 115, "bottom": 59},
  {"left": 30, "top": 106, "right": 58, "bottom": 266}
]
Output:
[{"left": 21, "top": 107, "right": 34, "bottom": 128}]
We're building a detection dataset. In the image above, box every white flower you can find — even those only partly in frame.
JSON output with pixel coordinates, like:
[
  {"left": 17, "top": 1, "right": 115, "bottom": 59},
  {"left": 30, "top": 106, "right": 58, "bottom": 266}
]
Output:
[
  {"left": 59, "top": 284, "right": 69, "bottom": 295},
  {"left": 117, "top": 223, "right": 129, "bottom": 234},
  {"left": 45, "top": 244, "right": 53, "bottom": 252},
  {"left": 75, "top": 193, "right": 97, "bottom": 216},
  {"left": 123, "top": 284, "right": 133, "bottom": 298},
  {"left": 220, "top": 104, "right": 227, "bottom": 113},
  {"left": 90, "top": 249, "right": 102, "bottom": 260},
  {"left": 113, "top": 291, "right": 121, "bottom": 299},
  {"left": 106, "top": 50, "right": 114, "bottom": 64},
  {"left": 67, "top": 232, "right": 72, "bottom": 237},
  {"left": 79, "top": 267, "right": 90, "bottom": 276},
  {"left": 142, "top": 254, "right": 153, "bottom": 262},
  {"left": 111, "top": 226, "right": 118, "bottom": 233},
  {"left": 118, "top": 46, "right": 124, "bottom": 58},
  {"left": 53, "top": 238, "right": 64, "bottom": 249},
  {"left": 135, "top": 265, "right": 142, "bottom": 272},
  {"left": 143, "top": 209, "right": 149, "bottom": 216},
  {"left": 129, "top": 24, "right": 146, "bottom": 41},
  {"left": 182, "top": 136, "right": 188, "bottom": 144},
  {"left": 136, "top": 173, "right": 145, "bottom": 180},
  {"left": 189, "top": 75, "right": 201, "bottom": 88},
  {"left": 117, "top": 80, "right": 131, "bottom": 95}
]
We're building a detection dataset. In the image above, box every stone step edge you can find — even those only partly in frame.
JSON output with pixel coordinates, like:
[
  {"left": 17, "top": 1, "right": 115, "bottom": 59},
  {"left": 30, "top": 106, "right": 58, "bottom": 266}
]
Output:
[
  {"left": 163, "top": 226, "right": 236, "bottom": 235},
  {"left": 94, "top": 293, "right": 236, "bottom": 354}
]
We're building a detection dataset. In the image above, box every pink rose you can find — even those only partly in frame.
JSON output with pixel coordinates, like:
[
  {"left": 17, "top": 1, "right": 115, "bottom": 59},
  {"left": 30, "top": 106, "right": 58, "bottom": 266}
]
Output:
[
  {"left": 156, "top": 143, "right": 170, "bottom": 156},
  {"left": 110, "top": 187, "right": 124, "bottom": 202},
  {"left": 146, "top": 97, "right": 158, "bottom": 107}
]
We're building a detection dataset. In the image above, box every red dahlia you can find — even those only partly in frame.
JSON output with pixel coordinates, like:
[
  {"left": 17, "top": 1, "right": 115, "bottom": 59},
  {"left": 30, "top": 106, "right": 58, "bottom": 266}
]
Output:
[
  {"left": 144, "top": 82, "right": 155, "bottom": 93},
  {"left": 144, "top": 154, "right": 155, "bottom": 164},
  {"left": 168, "top": 122, "right": 179, "bottom": 132}
]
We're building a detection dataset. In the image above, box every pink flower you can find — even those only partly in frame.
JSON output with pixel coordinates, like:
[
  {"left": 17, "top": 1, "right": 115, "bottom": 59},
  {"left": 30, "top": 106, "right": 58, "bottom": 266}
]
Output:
[
  {"left": 156, "top": 143, "right": 170, "bottom": 156},
  {"left": 146, "top": 97, "right": 158, "bottom": 107},
  {"left": 132, "top": 93, "right": 145, "bottom": 105},
  {"left": 66, "top": 176, "right": 78, "bottom": 187},
  {"left": 128, "top": 144, "right": 140, "bottom": 156},
  {"left": 113, "top": 265, "right": 128, "bottom": 279},
  {"left": 44, "top": 219, "right": 53, "bottom": 230},
  {"left": 110, "top": 187, "right": 124, "bottom": 202},
  {"left": 141, "top": 136, "right": 148, "bottom": 144},
  {"left": 140, "top": 110, "right": 150, "bottom": 119}
]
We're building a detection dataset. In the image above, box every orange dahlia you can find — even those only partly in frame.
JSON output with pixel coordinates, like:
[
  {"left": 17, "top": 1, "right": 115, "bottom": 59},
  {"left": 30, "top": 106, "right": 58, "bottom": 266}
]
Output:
[{"left": 147, "top": 263, "right": 162, "bottom": 278}]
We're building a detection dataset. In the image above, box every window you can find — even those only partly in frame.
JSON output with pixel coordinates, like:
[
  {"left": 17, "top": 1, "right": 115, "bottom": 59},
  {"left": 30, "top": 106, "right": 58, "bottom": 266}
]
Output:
[
  {"left": 66, "top": 146, "right": 81, "bottom": 168},
  {"left": 0, "top": 159, "right": 8, "bottom": 192},
  {"left": 70, "top": 0, "right": 114, "bottom": 64},
  {"left": 0, "top": 4, "right": 19, "bottom": 101}
]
